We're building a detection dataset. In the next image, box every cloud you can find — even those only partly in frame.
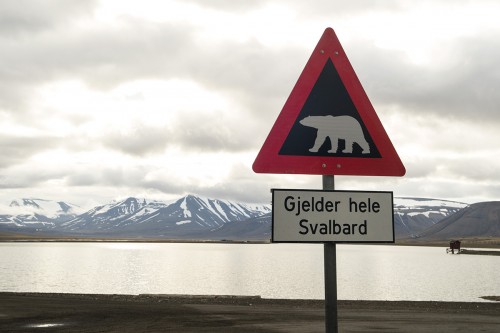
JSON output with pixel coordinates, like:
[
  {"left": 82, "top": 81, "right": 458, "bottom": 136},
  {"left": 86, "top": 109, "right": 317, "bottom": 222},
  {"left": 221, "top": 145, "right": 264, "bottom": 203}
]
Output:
[
  {"left": 1, "top": 0, "right": 499, "bottom": 207},
  {"left": 0, "top": 19, "right": 194, "bottom": 112},
  {"left": 0, "top": 135, "right": 60, "bottom": 168},
  {"left": 291, "top": 0, "right": 406, "bottom": 18},
  {"left": 0, "top": 10, "right": 301, "bottom": 134},
  {"left": 185, "top": 0, "right": 406, "bottom": 17},
  {"left": 66, "top": 165, "right": 150, "bottom": 188},
  {"left": 346, "top": 36, "right": 500, "bottom": 123},
  {"left": 0, "top": 1, "right": 97, "bottom": 111},
  {"left": 183, "top": 0, "right": 269, "bottom": 12},
  {"left": 434, "top": 35, "right": 500, "bottom": 120},
  {"left": 441, "top": 154, "right": 500, "bottom": 183},
  {"left": 101, "top": 107, "right": 262, "bottom": 155},
  {"left": 0, "top": 0, "right": 95, "bottom": 36},
  {"left": 0, "top": 164, "right": 68, "bottom": 189},
  {"left": 168, "top": 111, "right": 260, "bottom": 152},
  {"left": 102, "top": 126, "right": 171, "bottom": 157},
  {"left": 395, "top": 176, "right": 500, "bottom": 204}
]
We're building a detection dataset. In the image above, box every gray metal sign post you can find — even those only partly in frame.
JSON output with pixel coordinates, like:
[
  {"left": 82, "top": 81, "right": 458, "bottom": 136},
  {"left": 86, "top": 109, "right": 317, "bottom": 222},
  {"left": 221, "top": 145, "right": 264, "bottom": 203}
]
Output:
[{"left": 323, "top": 175, "right": 338, "bottom": 333}]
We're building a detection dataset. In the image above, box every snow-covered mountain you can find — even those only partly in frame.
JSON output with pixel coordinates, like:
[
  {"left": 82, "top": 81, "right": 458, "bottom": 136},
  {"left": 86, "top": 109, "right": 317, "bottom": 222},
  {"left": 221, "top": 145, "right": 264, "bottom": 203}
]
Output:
[
  {"left": 5, "top": 195, "right": 271, "bottom": 239},
  {"left": 59, "top": 197, "right": 165, "bottom": 234},
  {"left": 0, "top": 195, "right": 467, "bottom": 240},
  {"left": 0, "top": 198, "right": 82, "bottom": 231},
  {"left": 393, "top": 197, "right": 468, "bottom": 238}
]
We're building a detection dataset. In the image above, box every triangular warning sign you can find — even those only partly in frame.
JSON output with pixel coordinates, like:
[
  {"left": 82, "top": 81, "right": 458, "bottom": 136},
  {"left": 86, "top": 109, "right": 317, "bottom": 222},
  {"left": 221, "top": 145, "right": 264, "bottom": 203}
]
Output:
[{"left": 253, "top": 28, "right": 405, "bottom": 176}]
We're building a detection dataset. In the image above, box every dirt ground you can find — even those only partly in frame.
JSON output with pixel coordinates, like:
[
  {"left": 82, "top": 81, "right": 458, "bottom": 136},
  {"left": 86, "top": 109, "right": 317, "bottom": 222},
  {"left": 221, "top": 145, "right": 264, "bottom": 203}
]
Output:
[{"left": 1, "top": 293, "right": 500, "bottom": 332}]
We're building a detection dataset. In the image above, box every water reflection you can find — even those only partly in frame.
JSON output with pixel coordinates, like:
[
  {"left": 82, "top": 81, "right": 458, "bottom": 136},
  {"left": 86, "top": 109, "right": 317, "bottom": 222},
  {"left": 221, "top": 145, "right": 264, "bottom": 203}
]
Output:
[{"left": 0, "top": 243, "right": 498, "bottom": 302}]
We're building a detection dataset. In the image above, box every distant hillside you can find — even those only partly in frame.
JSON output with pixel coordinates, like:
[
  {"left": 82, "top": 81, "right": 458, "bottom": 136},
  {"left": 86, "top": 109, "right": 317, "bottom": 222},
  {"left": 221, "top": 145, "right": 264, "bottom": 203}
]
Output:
[
  {"left": 416, "top": 201, "right": 500, "bottom": 240},
  {"left": 393, "top": 197, "right": 467, "bottom": 238},
  {"left": 0, "top": 195, "right": 476, "bottom": 242},
  {"left": 208, "top": 213, "right": 272, "bottom": 241}
]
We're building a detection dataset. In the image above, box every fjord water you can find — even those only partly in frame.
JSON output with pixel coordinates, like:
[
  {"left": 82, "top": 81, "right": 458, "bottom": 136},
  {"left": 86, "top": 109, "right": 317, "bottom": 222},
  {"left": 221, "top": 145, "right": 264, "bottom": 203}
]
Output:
[{"left": 1, "top": 243, "right": 498, "bottom": 302}]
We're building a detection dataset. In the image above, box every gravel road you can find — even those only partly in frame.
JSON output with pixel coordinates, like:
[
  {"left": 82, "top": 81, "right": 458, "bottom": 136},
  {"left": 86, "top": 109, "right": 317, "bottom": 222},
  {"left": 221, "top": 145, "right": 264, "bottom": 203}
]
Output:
[{"left": 1, "top": 293, "right": 499, "bottom": 332}]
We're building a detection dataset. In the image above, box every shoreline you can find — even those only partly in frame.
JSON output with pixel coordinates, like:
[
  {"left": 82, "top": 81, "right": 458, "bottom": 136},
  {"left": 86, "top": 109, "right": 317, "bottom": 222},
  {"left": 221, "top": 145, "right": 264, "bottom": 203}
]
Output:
[
  {"left": 2, "top": 237, "right": 500, "bottom": 254},
  {"left": 1, "top": 236, "right": 500, "bottom": 244},
  {"left": 2, "top": 291, "right": 500, "bottom": 306},
  {"left": 2, "top": 292, "right": 500, "bottom": 332}
]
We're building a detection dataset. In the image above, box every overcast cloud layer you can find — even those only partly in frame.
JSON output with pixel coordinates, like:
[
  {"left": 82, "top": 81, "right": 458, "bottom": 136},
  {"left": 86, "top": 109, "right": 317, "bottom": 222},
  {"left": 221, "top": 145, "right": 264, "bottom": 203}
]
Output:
[{"left": 1, "top": 0, "right": 499, "bottom": 209}]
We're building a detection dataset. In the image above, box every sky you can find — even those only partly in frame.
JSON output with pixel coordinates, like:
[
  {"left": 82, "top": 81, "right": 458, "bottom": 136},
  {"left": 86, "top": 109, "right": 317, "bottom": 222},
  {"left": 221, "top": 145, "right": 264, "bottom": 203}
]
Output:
[{"left": 1, "top": 0, "right": 500, "bottom": 210}]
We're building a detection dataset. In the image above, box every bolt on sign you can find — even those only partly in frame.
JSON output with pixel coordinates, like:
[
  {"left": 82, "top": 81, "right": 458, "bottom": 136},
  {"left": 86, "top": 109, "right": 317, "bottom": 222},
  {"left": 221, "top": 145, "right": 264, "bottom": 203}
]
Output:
[{"left": 272, "top": 189, "right": 394, "bottom": 243}]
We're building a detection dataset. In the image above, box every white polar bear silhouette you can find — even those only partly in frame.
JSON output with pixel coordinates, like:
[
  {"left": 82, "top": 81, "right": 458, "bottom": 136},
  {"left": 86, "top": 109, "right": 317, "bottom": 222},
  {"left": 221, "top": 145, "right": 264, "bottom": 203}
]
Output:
[{"left": 299, "top": 115, "right": 370, "bottom": 154}]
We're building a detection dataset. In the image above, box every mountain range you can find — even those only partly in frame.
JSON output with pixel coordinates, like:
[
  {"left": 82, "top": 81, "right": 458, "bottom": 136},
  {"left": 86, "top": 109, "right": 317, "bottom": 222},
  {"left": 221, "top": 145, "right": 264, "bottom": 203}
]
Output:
[
  {"left": 2, "top": 194, "right": 497, "bottom": 242},
  {"left": 0, "top": 195, "right": 271, "bottom": 240}
]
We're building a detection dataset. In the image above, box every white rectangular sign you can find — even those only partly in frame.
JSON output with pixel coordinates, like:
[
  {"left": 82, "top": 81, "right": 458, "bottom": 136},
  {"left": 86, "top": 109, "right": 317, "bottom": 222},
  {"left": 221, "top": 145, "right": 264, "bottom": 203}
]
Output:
[{"left": 272, "top": 189, "right": 394, "bottom": 243}]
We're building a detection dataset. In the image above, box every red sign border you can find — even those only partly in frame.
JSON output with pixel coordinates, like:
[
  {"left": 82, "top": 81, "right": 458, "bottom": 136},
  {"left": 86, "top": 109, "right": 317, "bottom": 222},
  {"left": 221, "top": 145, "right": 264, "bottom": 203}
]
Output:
[{"left": 252, "top": 28, "right": 405, "bottom": 176}]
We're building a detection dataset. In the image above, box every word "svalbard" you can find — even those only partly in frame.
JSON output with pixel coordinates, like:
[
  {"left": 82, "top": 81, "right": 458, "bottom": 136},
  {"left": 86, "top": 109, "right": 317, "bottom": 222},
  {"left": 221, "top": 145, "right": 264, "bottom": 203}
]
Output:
[{"left": 299, "top": 219, "right": 367, "bottom": 235}]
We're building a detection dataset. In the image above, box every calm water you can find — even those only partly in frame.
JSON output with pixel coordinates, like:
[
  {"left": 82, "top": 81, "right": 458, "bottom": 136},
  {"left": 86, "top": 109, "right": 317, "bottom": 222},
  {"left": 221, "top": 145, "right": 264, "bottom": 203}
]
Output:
[{"left": 0, "top": 243, "right": 499, "bottom": 302}]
